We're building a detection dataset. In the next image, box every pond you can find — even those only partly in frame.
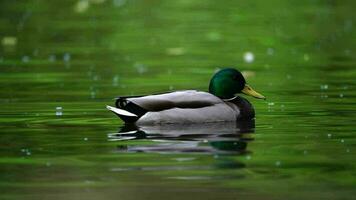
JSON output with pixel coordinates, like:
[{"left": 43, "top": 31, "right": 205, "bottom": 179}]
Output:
[{"left": 0, "top": 0, "right": 355, "bottom": 199}]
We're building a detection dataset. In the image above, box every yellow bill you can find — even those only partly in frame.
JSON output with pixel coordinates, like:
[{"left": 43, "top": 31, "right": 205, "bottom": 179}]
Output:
[{"left": 241, "top": 85, "right": 266, "bottom": 100}]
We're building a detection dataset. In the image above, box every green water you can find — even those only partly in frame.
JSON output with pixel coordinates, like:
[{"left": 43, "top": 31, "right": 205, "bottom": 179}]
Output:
[{"left": 1, "top": 0, "right": 355, "bottom": 199}]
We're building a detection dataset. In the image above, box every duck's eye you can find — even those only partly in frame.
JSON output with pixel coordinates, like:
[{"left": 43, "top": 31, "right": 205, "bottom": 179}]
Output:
[{"left": 232, "top": 75, "right": 239, "bottom": 80}]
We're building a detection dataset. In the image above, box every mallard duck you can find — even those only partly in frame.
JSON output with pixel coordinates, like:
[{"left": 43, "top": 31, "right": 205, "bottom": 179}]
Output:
[{"left": 107, "top": 68, "right": 265, "bottom": 125}]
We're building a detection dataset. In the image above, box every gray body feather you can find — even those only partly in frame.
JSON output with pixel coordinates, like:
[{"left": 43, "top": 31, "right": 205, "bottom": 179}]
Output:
[{"left": 109, "top": 90, "right": 254, "bottom": 124}]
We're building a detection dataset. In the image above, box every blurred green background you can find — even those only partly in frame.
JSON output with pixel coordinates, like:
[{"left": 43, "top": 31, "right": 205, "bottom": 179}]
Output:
[{"left": 0, "top": 0, "right": 355, "bottom": 200}]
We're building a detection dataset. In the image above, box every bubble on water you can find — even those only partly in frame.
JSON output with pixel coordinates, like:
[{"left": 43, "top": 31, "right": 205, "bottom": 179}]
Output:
[
  {"left": 91, "top": 91, "right": 96, "bottom": 99},
  {"left": 344, "top": 49, "right": 351, "bottom": 56},
  {"left": 21, "top": 148, "right": 32, "bottom": 156},
  {"left": 303, "top": 54, "right": 310, "bottom": 61},
  {"left": 339, "top": 94, "right": 344, "bottom": 98},
  {"left": 22, "top": 55, "right": 30, "bottom": 63},
  {"left": 267, "top": 48, "right": 274, "bottom": 55},
  {"left": 75, "top": 0, "right": 90, "bottom": 13},
  {"left": 113, "top": 0, "right": 127, "bottom": 7},
  {"left": 327, "top": 133, "right": 332, "bottom": 138},
  {"left": 275, "top": 161, "right": 281, "bottom": 167},
  {"left": 84, "top": 137, "right": 88, "bottom": 141},
  {"left": 320, "top": 84, "right": 328, "bottom": 90},
  {"left": 320, "top": 94, "right": 328, "bottom": 99},
  {"left": 341, "top": 139, "right": 345, "bottom": 143},
  {"left": 49, "top": 55, "right": 56, "bottom": 62},
  {"left": 166, "top": 47, "right": 185, "bottom": 56},
  {"left": 346, "top": 149, "right": 350, "bottom": 153},
  {"left": 33, "top": 49, "right": 39, "bottom": 56},
  {"left": 243, "top": 52, "right": 254, "bottom": 63},
  {"left": 203, "top": 139, "right": 208, "bottom": 143},
  {"left": 63, "top": 53, "right": 71, "bottom": 62},
  {"left": 134, "top": 63, "right": 147, "bottom": 74},
  {"left": 112, "top": 75, "right": 119, "bottom": 86},
  {"left": 303, "top": 150, "right": 308, "bottom": 155},
  {"left": 124, "top": 55, "right": 131, "bottom": 61},
  {"left": 268, "top": 102, "right": 275, "bottom": 106},
  {"left": 206, "top": 31, "right": 221, "bottom": 41},
  {"left": 286, "top": 74, "right": 292, "bottom": 79},
  {"left": 56, "top": 107, "right": 63, "bottom": 116},
  {"left": 343, "top": 19, "right": 353, "bottom": 32},
  {"left": 169, "top": 85, "right": 174, "bottom": 90},
  {"left": 93, "top": 75, "right": 99, "bottom": 81},
  {"left": 46, "top": 162, "right": 52, "bottom": 167},
  {"left": 246, "top": 155, "right": 251, "bottom": 160},
  {"left": 1, "top": 36, "right": 17, "bottom": 46}
]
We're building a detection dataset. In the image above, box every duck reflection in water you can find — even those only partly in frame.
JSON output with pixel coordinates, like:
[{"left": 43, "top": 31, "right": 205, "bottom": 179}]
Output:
[{"left": 108, "top": 120, "right": 255, "bottom": 155}]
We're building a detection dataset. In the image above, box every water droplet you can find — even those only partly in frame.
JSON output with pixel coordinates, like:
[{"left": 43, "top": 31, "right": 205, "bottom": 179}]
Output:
[
  {"left": 113, "top": 0, "right": 127, "bottom": 7},
  {"left": 56, "top": 107, "right": 63, "bottom": 116},
  {"left": 320, "top": 84, "right": 328, "bottom": 90},
  {"left": 243, "top": 52, "right": 254, "bottom": 63},
  {"left": 267, "top": 48, "right": 274, "bottom": 55},
  {"left": 93, "top": 75, "right": 99, "bottom": 81},
  {"left": 275, "top": 161, "right": 281, "bottom": 167},
  {"left": 268, "top": 102, "right": 275, "bottom": 106},
  {"left": 134, "top": 63, "right": 147, "bottom": 74},
  {"left": 341, "top": 139, "right": 345, "bottom": 143},
  {"left": 320, "top": 94, "right": 328, "bottom": 99},
  {"left": 206, "top": 31, "right": 221, "bottom": 41},
  {"left": 22, "top": 56, "right": 30, "bottom": 63},
  {"left": 75, "top": 0, "right": 90, "bottom": 13},
  {"left": 303, "top": 150, "right": 308, "bottom": 155},
  {"left": 166, "top": 47, "right": 185, "bottom": 56},
  {"left": 63, "top": 53, "right": 71, "bottom": 62},
  {"left": 327, "top": 133, "right": 332, "bottom": 138},
  {"left": 339, "top": 94, "right": 344, "bottom": 98},
  {"left": 91, "top": 91, "right": 96, "bottom": 99},
  {"left": 246, "top": 155, "right": 251, "bottom": 160},
  {"left": 1, "top": 36, "right": 17, "bottom": 46},
  {"left": 33, "top": 49, "right": 39, "bottom": 56},
  {"left": 49, "top": 55, "right": 56, "bottom": 62},
  {"left": 113, "top": 75, "right": 119, "bottom": 86},
  {"left": 84, "top": 137, "right": 88, "bottom": 141}
]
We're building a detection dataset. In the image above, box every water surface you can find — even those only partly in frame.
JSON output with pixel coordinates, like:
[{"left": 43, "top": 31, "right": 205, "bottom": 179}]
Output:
[{"left": 0, "top": 0, "right": 355, "bottom": 199}]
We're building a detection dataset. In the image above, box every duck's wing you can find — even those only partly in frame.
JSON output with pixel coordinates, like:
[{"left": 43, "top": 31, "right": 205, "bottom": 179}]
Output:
[
  {"left": 127, "top": 90, "right": 222, "bottom": 111},
  {"left": 108, "top": 90, "right": 223, "bottom": 123}
]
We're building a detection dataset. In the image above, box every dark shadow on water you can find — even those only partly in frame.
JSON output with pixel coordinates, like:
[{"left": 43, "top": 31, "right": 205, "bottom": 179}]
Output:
[{"left": 108, "top": 120, "right": 255, "bottom": 155}]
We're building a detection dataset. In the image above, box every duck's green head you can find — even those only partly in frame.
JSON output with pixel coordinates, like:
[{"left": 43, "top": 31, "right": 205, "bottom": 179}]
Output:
[{"left": 209, "top": 68, "right": 266, "bottom": 100}]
